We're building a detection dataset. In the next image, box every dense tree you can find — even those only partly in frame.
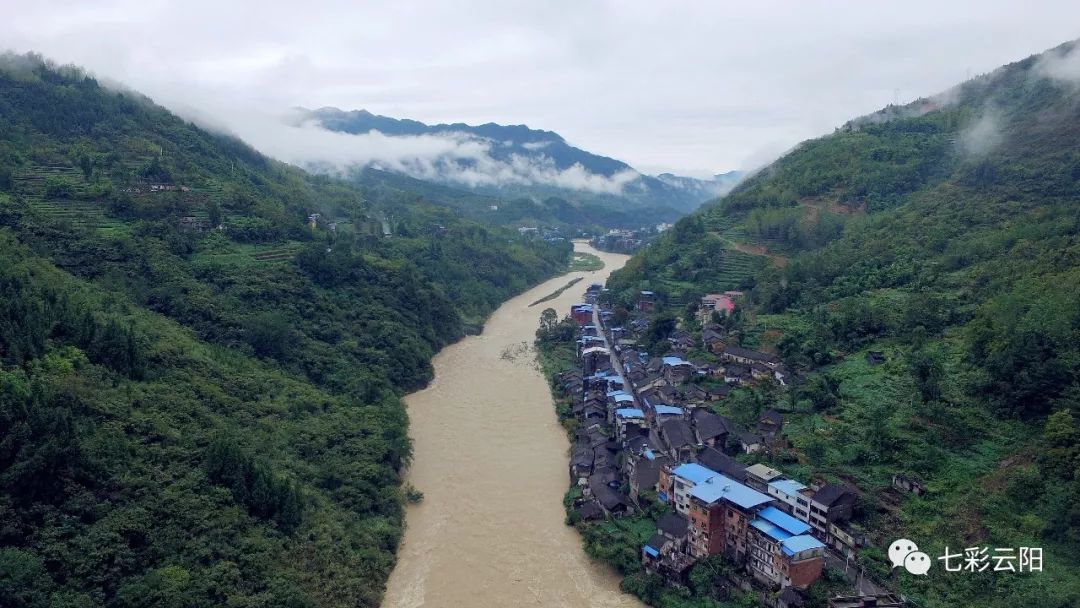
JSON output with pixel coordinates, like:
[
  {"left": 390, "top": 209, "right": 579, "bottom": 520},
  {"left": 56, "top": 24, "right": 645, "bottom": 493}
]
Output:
[{"left": 0, "top": 54, "right": 569, "bottom": 608}]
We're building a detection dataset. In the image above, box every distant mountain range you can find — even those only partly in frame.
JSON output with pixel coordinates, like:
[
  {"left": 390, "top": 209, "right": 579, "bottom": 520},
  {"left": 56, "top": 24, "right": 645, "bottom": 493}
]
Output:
[{"left": 296, "top": 107, "right": 741, "bottom": 223}]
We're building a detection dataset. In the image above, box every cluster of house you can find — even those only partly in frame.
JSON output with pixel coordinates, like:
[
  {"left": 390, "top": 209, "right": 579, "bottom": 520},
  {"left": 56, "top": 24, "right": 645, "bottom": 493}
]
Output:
[
  {"left": 591, "top": 229, "right": 647, "bottom": 253},
  {"left": 700, "top": 291, "right": 740, "bottom": 319},
  {"left": 516, "top": 225, "right": 566, "bottom": 242},
  {"left": 122, "top": 183, "right": 192, "bottom": 193},
  {"left": 557, "top": 284, "right": 867, "bottom": 599}
]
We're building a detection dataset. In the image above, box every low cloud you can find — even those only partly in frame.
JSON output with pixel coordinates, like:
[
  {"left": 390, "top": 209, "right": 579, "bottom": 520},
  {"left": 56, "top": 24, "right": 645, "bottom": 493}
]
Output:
[
  {"left": 521, "top": 140, "right": 555, "bottom": 151},
  {"left": 198, "top": 107, "right": 641, "bottom": 195},
  {"left": 958, "top": 108, "right": 1003, "bottom": 157},
  {"left": 1035, "top": 42, "right": 1080, "bottom": 83}
]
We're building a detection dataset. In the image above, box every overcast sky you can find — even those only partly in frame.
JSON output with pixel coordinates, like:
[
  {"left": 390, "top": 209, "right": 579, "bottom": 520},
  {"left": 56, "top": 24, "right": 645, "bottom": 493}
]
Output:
[{"left": 4, "top": 1, "right": 1080, "bottom": 177}]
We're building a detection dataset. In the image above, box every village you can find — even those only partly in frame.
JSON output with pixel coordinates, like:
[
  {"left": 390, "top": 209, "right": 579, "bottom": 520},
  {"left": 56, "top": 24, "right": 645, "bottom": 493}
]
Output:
[{"left": 551, "top": 284, "right": 907, "bottom": 608}]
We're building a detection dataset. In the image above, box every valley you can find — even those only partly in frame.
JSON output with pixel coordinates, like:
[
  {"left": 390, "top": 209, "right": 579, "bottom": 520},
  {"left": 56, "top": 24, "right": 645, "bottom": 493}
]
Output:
[{"left": 2, "top": 15, "right": 1080, "bottom": 608}]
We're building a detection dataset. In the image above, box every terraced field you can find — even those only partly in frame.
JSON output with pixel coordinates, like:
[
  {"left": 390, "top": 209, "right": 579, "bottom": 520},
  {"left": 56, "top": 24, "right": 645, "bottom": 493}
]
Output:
[
  {"left": 13, "top": 166, "right": 90, "bottom": 197},
  {"left": 705, "top": 212, "right": 746, "bottom": 241},
  {"left": 196, "top": 242, "right": 305, "bottom": 267},
  {"left": 712, "top": 247, "right": 764, "bottom": 285},
  {"left": 654, "top": 247, "right": 765, "bottom": 304},
  {"left": 28, "top": 199, "right": 125, "bottom": 233},
  {"left": 250, "top": 244, "right": 302, "bottom": 262}
]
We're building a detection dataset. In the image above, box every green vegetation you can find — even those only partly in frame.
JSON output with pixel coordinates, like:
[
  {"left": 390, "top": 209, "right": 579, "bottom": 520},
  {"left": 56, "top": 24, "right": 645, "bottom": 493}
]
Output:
[
  {"left": 534, "top": 307, "right": 582, "bottom": 435},
  {"left": 0, "top": 54, "right": 568, "bottom": 607},
  {"left": 529, "top": 277, "right": 583, "bottom": 307},
  {"left": 609, "top": 40, "right": 1080, "bottom": 607},
  {"left": 569, "top": 251, "right": 605, "bottom": 272}
]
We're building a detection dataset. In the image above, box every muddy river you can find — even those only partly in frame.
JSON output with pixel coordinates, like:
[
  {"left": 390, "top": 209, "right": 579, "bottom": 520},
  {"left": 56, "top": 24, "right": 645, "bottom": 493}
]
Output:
[{"left": 382, "top": 241, "right": 644, "bottom": 608}]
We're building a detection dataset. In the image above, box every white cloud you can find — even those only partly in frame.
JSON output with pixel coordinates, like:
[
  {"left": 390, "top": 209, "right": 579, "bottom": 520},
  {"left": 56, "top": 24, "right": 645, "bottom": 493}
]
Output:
[
  {"left": 958, "top": 109, "right": 1003, "bottom": 157},
  {"left": 223, "top": 110, "right": 641, "bottom": 194},
  {"left": 1035, "top": 42, "right": 1080, "bottom": 83},
  {"left": 521, "top": 140, "right": 555, "bottom": 151},
  {"left": 3, "top": 1, "right": 1080, "bottom": 175}
]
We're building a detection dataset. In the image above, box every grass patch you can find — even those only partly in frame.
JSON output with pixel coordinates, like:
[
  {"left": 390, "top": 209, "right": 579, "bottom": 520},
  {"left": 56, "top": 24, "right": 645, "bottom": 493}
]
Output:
[{"left": 569, "top": 251, "right": 605, "bottom": 271}]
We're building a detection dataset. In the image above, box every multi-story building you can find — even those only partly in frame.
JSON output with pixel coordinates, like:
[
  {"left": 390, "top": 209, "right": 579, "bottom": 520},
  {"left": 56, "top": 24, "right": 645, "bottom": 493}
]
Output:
[
  {"left": 571, "top": 303, "right": 594, "bottom": 325},
  {"left": 747, "top": 506, "right": 826, "bottom": 589},
  {"left": 636, "top": 290, "right": 657, "bottom": 312},
  {"left": 685, "top": 473, "right": 773, "bottom": 561},
  {"left": 663, "top": 463, "right": 718, "bottom": 514},
  {"left": 767, "top": 478, "right": 813, "bottom": 521},
  {"left": 807, "top": 483, "right": 856, "bottom": 540},
  {"left": 745, "top": 463, "right": 784, "bottom": 492}
]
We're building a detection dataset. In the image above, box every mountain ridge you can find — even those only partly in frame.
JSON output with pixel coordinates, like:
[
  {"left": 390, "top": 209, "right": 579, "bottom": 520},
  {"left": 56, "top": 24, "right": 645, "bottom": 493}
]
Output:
[{"left": 297, "top": 106, "right": 742, "bottom": 223}]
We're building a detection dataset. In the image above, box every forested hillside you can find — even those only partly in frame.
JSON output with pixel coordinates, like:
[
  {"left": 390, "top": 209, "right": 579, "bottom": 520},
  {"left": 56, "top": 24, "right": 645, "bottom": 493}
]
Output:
[
  {"left": 0, "top": 54, "right": 568, "bottom": 607},
  {"left": 609, "top": 40, "right": 1080, "bottom": 607},
  {"left": 347, "top": 167, "right": 671, "bottom": 233}
]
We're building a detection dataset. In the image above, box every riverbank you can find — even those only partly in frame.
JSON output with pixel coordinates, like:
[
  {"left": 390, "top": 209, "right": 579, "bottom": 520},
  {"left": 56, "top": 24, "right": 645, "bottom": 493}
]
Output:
[
  {"left": 381, "top": 242, "right": 642, "bottom": 608},
  {"left": 534, "top": 331, "right": 691, "bottom": 607}
]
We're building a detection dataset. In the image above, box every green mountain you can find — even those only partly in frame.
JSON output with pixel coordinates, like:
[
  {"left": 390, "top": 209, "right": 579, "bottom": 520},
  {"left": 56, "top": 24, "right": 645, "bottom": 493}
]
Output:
[
  {"left": 609, "top": 40, "right": 1080, "bottom": 607},
  {"left": 299, "top": 107, "right": 739, "bottom": 225},
  {"left": 0, "top": 53, "right": 568, "bottom": 608},
  {"left": 347, "top": 166, "right": 673, "bottom": 233}
]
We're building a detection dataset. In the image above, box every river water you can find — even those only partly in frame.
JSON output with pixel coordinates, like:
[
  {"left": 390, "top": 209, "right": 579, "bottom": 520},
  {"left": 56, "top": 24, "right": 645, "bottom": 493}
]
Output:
[{"left": 382, "top": 241, "right": 644, "bottom": 608}]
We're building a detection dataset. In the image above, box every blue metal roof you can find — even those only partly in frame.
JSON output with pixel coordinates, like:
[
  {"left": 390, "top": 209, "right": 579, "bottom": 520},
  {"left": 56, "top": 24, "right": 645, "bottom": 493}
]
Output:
[
  {"left": 688, "top": 474, "right": 773, "bottom": 510},
  {"left": 769, "top": 479, "right": 808, "bottom": 496},
  {"left": 757, "top": 506, "right": 811, "bottom": 535},
  {"left": 615, "top": 408, "right": 644, "bottom": 419},
  {"left": 640, "top": 290, "right": 655, "bottom": 295},
  {"left": 644, "top": 449, "right": 655, "bottom": 460},
  {"left": 612, "top": 393, "right": 634, "bottom": 403},
  {"left": 662, "top": 356, "right": 690, "bottom": 366},
  {"left": 643, "top": 545, "right": 659, "bottom": 557},
  {"left": 750, "top": 518, "right": 793, "bottom": 542},
  {"left": 781, "top": 534, "right": 825, "bottom": 556},
  {"left": 654, "top": 405, "right": 683, "bottom": 416},
  {"left": 671, "top": 463, "right": 719, "bottom": 485}
]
